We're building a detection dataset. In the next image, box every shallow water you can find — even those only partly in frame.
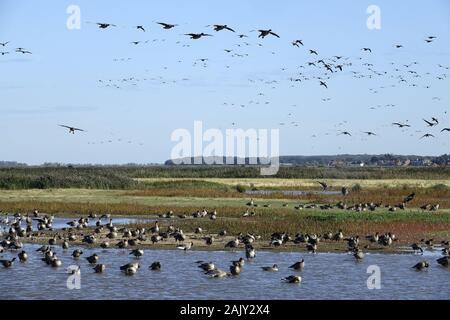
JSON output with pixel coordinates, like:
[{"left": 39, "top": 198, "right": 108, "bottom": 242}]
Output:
[
  {"left": 245, "top": 189, "right": 341, "bottom": 196},
  {"left": 1, "top": 244, "right": 449, "bottom": 300},
  {"left": 0, "top": 216, "right": 155, "bottom": 231}
]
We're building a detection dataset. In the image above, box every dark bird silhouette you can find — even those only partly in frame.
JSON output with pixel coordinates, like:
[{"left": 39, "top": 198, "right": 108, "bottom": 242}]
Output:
[
  {"left": 362, "top": 48, "right": 372, "bottom": 52},
  {"left": 404, "top": 193, "right": 415, "bottom": 203},
  {"left": 319, "top": 81, "right": 328, "bottom": 88},
  {"left": 339, "top": 131, "right": 352, "bottom": 136},
  {"left": 292, "top": 40, "right": 303, "bottom": 47},
  {"left": 59, "top": 125, "right": 85, "bottom": 134},
  {"left": 157, "top": 22, "right": 177, "bottom": 29},
  {"left": 363, "top": 131, "right": 377, "bottom": 136},
  {"left": 96, "top": 23, "right": 116, "bottom": 29},
  {"left": 16, "top": 48, "right": 32, "bottom": 54},
  {"left": 0, "top": 51, "right": 9, "bottom": 56},
  {"left": 257, "top": 29, "right": 280, "bottom": 39},
  {"left": 135, "top": 25, "right": 145, "bottom": 32},
  {"left": 211, "top": 25, "right": 235, "bottom": 32},
  {"left": 0, "top": 41, "right": 9, "bottom": 46},
  {"left": 317, "top": 181, "right": 328, "bottom": 191},
  {"left": 420, "top": 133, "right": 435, "bottom": 139},
  {"left": 185, "top": 33, "right": 212, "bottom": 39},
  {"left": 392, "top": 122, "right": 411, "bottom": 128},
  {"left": 423, "top": 119, "right": 437, "bottom": 127},
  {"left": 309, "top": 49, "right": 318, "bottom": 55},
  {"left": 441, "top": 128, "right": 450, "bottom": 132}
]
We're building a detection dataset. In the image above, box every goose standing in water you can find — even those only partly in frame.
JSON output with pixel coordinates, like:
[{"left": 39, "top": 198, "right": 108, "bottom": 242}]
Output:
[
  {"left": 86, "top": 253, "right": 99, "bottom": 264},
  {"left": 206, "top": 269, "right": 229, "bottom": 278},
  {"left": 411, "top": 243, "right": 423, "bottom": 254},
  {"left": 198, "top": 261, "right": 215, "bottom": 272},
  {"left": 231, "top": 258, "right": 245, "bottom": 268},
  {"left": 289, "top": 259, "right": 305, "bottom": 271},
  {"left": 261, "top": 264, "right": 278, "bottom": 272},
  {"left": 282, "top": 275, "right": 302, "bottom": 283},
  {"left": 72, "top": 249, "right": 83, "bottom": 259},
  {"left": 437, "top": 256, "right": 449, "bottom": 267},
  {"left": 150, "top": 261, "right": 161, "bottom": 271},
  {"left": 412, "top": 261, "right": 429, "bottom": 271},
  {"left": 18, "top": 250, "right": 28, "bottom": 262},
  {"left": 245, "top": 244, "right": 256, "bottom": 260},
  {"left": 93, "top": 264, "right": 106, "bottom": 273},
  {"left": 0, "top": 257, "right": 16, "bottom": 268},
  {"left": 177, "top": 241, "right": 194, "bottom": 251},
  {"left": 353, "top": 248, "right": 365, "bottom": 260},
  {"left": 230, "top": 264, "right": 241, "bottom": 276},
  {"left": 130, "top": 249, "right": 144, "bottom": 258}
]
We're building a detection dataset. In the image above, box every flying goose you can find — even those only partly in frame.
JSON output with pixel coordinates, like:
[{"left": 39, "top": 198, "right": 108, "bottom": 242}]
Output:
[
  {"left": 211, "top": 24, "right": 235, "bottom": 32},
  {"left": 185, "top": 33, "right": 212, "bottom": 39},
  {"left": 292, "top": 40, "right": 303, "bottom": 47},
  {"left": 156, "top": 22, "right": 177, "bottom": 29},
  {"left": 59, "top": 124, "right": 85, "bottom": 134},
  {"left": 96, "top": 23, "right": 116, "bottom": 29},
  {"left": 392, "top": 122, "right": 410, "bottom": 128},
  {"left": 0, "top": 41, "right": 9, "bottom": 46},
  {"left": 257, "top": 29, "right": 280, "bottom": 39}
]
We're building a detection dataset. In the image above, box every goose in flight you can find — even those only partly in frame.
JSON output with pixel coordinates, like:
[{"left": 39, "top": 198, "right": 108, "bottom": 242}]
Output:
[
  {"left": 238, "top": 34, "right": 248, "bottom": 38},
  {"left": 257, "top": 29, "right": 280, "bottom": 39},
  {"left": 157, "top": 22, "right": 177, "bottom": 29},
  {"left": 319, "top": 81, "right": 328, "bottom": 88},
  {"left": 420, "top": 133, "right": 435, "bottom": 139},
  {"left": 96, "top": 23, "right": 116, "bottom": 29},
  {"left": 361, "top": 47, "right": 372, "bottom": 52},
  {"left": 185, "top": 33, "right": 212, "bottom": 39},
  {"left": 317, "top": 181, "right": 328, "bottom": 191},
  {"left": 0, "top": 52, "right": 9, "bottom": 55},
  {"left": 309, "top": 49, "right": 318, "bottom": 55},
  {"left": 441, "top": 128, "right": 450, "bottom": 132},
  {"left": 16, "top": 48, "right": 32, "bottom": 54},
  {"left": 423, "top": 119, "right": 438, "bottom": 127},
  {"left": 0, "top": 41, "right": 9, "bottom": 46},
  {"left": 211, "top": 25, "right": 235, "bottom": 32},
  {"left": 292, "top": 40, "right": 303, "bottom": 47},
  {"left": 392, "top": 122, "right": 410, "bottom": 128},
  {"left": 339, "top": 131, "right": 352, "bottom": 136},
  {"left": 135, "top": 25, "right": 145, "bottom": 32},
  {"left": 363, "top": 131, "right": 377, "bottom": 136},
  {"left": 59, "top": 124, "right": 85, "bottom": 134}
]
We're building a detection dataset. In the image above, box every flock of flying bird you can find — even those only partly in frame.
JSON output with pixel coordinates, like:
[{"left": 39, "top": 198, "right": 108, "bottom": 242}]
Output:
[{"left": 4, "top": 20, "right": 447, "bottom": 145}]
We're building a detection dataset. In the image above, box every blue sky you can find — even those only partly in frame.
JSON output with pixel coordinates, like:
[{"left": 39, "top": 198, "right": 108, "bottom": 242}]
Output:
[{"left": 1, "top": 0, "right": 449, "bottom": 164}]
